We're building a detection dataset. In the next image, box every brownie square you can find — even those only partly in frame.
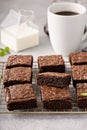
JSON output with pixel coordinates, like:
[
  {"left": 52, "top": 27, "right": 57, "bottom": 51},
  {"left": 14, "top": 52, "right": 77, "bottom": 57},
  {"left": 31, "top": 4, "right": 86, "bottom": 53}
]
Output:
[
  {"left": 37, "top": 72, "right": 71, "bottom": 88},
  {"left": 41, "top": 86, "right": 72, "bottom": 110},
  {"left": 72, "top": 65, "right": 87, "bottom": 87},
  {"left": 69, "top": 52, "right": 87, "bottom": 65},
  {"left": 3, "top": 67, "right": 32, "bottom": 87},
  {"left": 77, "top": 83, "right": 87, "bottom": 108},
  {"left": 4, "top": 84, "right": 37, "bottom": 111},
  {"left": 6, "top": 55, "right": 33, "bottom": 69},
  {"left": 38, "top": 55, "right": 65, "bottom": 73}
]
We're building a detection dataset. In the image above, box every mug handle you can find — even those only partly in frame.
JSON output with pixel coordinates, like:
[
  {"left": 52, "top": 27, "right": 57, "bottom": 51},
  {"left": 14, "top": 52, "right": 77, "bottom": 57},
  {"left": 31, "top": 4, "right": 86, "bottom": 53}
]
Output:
[{"left": 82, "top": 25, "right": 87, "bottom": 41}]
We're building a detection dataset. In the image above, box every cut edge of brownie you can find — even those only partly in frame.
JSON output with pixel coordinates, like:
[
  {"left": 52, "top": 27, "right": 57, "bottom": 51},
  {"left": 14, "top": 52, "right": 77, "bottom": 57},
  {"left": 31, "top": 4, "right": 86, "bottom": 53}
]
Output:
[
  {"left": 36, "top": 72, "right": 71, "bottom": 87},
  {"left": 7, "top": 99, "right": 37, "bottom": 111},
  {"left": 39, "top": 65, "right": 65, "bottom": 73},
  {"left": 73, "top": 80, "right": 87, "bottom": 88},
  {"left": 4, "top": 80, "right": 32, "bottom": 88},
  {"left": 6, "top": 64, "right": 33, "bottom": 69},
  {"left": 42, "top": 99, "right": 72, "bottom": 110}
]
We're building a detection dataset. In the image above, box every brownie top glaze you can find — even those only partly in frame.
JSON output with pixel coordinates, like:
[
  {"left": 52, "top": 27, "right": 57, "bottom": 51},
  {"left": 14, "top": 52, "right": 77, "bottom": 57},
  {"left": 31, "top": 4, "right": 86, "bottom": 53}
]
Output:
[
  {"left": 41, "top": 86, "right": 71, "bottom": 101},
  {"left": 4, "top": 67, "right": 32, "bottom": 83},
  {"left": 72, "top": 65, "right": 87, "bottom": 80},
  {"left": 37, "top": 72, "right": 70, "bottom": 78},
  {"left": 38, "top": 55, "right": 65, "bottom": 67},
  {"left": 69, "top": 52, "right": 87, "bottom": 65},
  {"left": 6, "top": 55, "right": 33, "bottom": 68},
  {"left": 77, "top": 83, "right": 87, "bottom": 100},
  {"left": 5, "top": 84, "right": 36, "bottom": 103}
]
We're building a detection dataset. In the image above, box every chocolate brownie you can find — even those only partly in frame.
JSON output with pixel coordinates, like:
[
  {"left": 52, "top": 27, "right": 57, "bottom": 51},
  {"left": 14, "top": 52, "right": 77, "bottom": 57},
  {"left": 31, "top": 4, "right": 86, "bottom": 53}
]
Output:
[
  {"left": 4, "top": 84, "right": 37, "bottom": 111},
  {"left": 3, "top": 67, "right": 32, "bottom": 87},
  {"left": 6, "top": 55, "right": 33, "bottom": 68},
  {"left": 37, "top": 72, "right": 71, "bottom": 88},
  {"left": 38, "top": 55, "right": 65, "bottom": 73},
  {"left": 69, "top": 52, "right": 87, "bottom": 65},
  {"left": 77, "top": 83, "right": 87, "bottom": 108},
  {"left": 41, "top": 86, "right": 72, "bottom": 110},
  {"left": 72, "top": 65, "right": 87, "bottom": 87}
]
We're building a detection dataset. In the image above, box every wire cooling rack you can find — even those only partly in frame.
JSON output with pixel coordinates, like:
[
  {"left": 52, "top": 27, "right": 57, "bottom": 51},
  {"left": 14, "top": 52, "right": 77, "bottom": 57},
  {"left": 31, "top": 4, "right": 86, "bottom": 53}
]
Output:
[{"left": 0, "top": 60, "right": 87, "bottom": 114}]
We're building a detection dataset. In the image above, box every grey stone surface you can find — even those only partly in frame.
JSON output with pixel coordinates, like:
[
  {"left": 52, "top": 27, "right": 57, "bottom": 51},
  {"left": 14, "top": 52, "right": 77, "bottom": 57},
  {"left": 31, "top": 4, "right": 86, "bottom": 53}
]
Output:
[
  {"left": 0, "top": 0, "right": 87, "bottom": 130},
  {"left": 0, "top": 114, "right": 87, "bottom": 130}
]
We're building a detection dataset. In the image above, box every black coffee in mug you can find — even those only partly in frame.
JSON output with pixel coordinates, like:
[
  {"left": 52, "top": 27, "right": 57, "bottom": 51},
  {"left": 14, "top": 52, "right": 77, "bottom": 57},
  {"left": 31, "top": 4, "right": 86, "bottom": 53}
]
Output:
[{"left": 55, "top": 11, "right": 79, "bottom": 16}]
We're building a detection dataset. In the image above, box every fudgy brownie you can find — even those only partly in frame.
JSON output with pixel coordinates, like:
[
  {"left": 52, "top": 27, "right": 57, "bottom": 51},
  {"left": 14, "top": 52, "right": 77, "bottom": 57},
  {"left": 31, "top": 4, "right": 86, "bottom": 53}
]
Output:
[
  {"left": 69, "top": 52, "right": 87, "bottom": 65},
  {"left": 41, "top": 86, "right": 72, "bottom": 110},
  {"left": 38, "top": 55, "right": 65, "bottom": 73},
  {"left": 72, "top": 65, "right": 87, "bottom": 87},
  {"left": 6, "top": 55, "right": 33, "bottom": 68},
  {"left": 3, "top": 67, "right": 32, "bottom": 87},
  {"left": 4, "top": 84, "right": 37, "bottom": 111},
  {"left": 37, "top": 72, "right": 71, "bottom": 88},
  {"left": 76, "top": 83, "right": 87, "bottom": 108}
]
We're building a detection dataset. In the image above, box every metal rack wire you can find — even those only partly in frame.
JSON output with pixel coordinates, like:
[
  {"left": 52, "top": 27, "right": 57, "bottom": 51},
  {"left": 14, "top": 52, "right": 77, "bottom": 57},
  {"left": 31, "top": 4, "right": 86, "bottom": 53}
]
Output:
[{"left": 0, "top": 61, "right": 87, "bottom": 114}]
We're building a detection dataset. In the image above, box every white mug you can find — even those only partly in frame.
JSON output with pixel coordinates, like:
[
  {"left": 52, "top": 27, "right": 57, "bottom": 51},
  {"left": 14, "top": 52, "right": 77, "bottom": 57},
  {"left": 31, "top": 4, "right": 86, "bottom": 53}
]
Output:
[{"left": 47, "top": 2, "right": 86, "bottom": 56}]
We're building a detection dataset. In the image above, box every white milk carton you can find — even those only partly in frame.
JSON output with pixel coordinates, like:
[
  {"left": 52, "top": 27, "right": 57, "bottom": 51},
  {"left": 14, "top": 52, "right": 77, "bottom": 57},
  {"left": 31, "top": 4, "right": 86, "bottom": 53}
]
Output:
[{"left": 1, "top": 10, "right": 39, "bottom": 52}]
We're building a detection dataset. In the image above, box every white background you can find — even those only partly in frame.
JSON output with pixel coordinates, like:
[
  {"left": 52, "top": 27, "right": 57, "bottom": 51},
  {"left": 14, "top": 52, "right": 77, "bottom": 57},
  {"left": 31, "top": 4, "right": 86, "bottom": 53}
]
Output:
[{"left": 0, "top": 0, "right": 87, "bottom": 130}]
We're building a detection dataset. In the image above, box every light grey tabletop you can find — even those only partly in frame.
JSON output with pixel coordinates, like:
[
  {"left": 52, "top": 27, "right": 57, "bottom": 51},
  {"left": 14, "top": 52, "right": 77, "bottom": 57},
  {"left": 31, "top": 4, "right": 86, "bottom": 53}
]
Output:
[{"left": 0, "top": 0, "right": 87, "bottom": 130}]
